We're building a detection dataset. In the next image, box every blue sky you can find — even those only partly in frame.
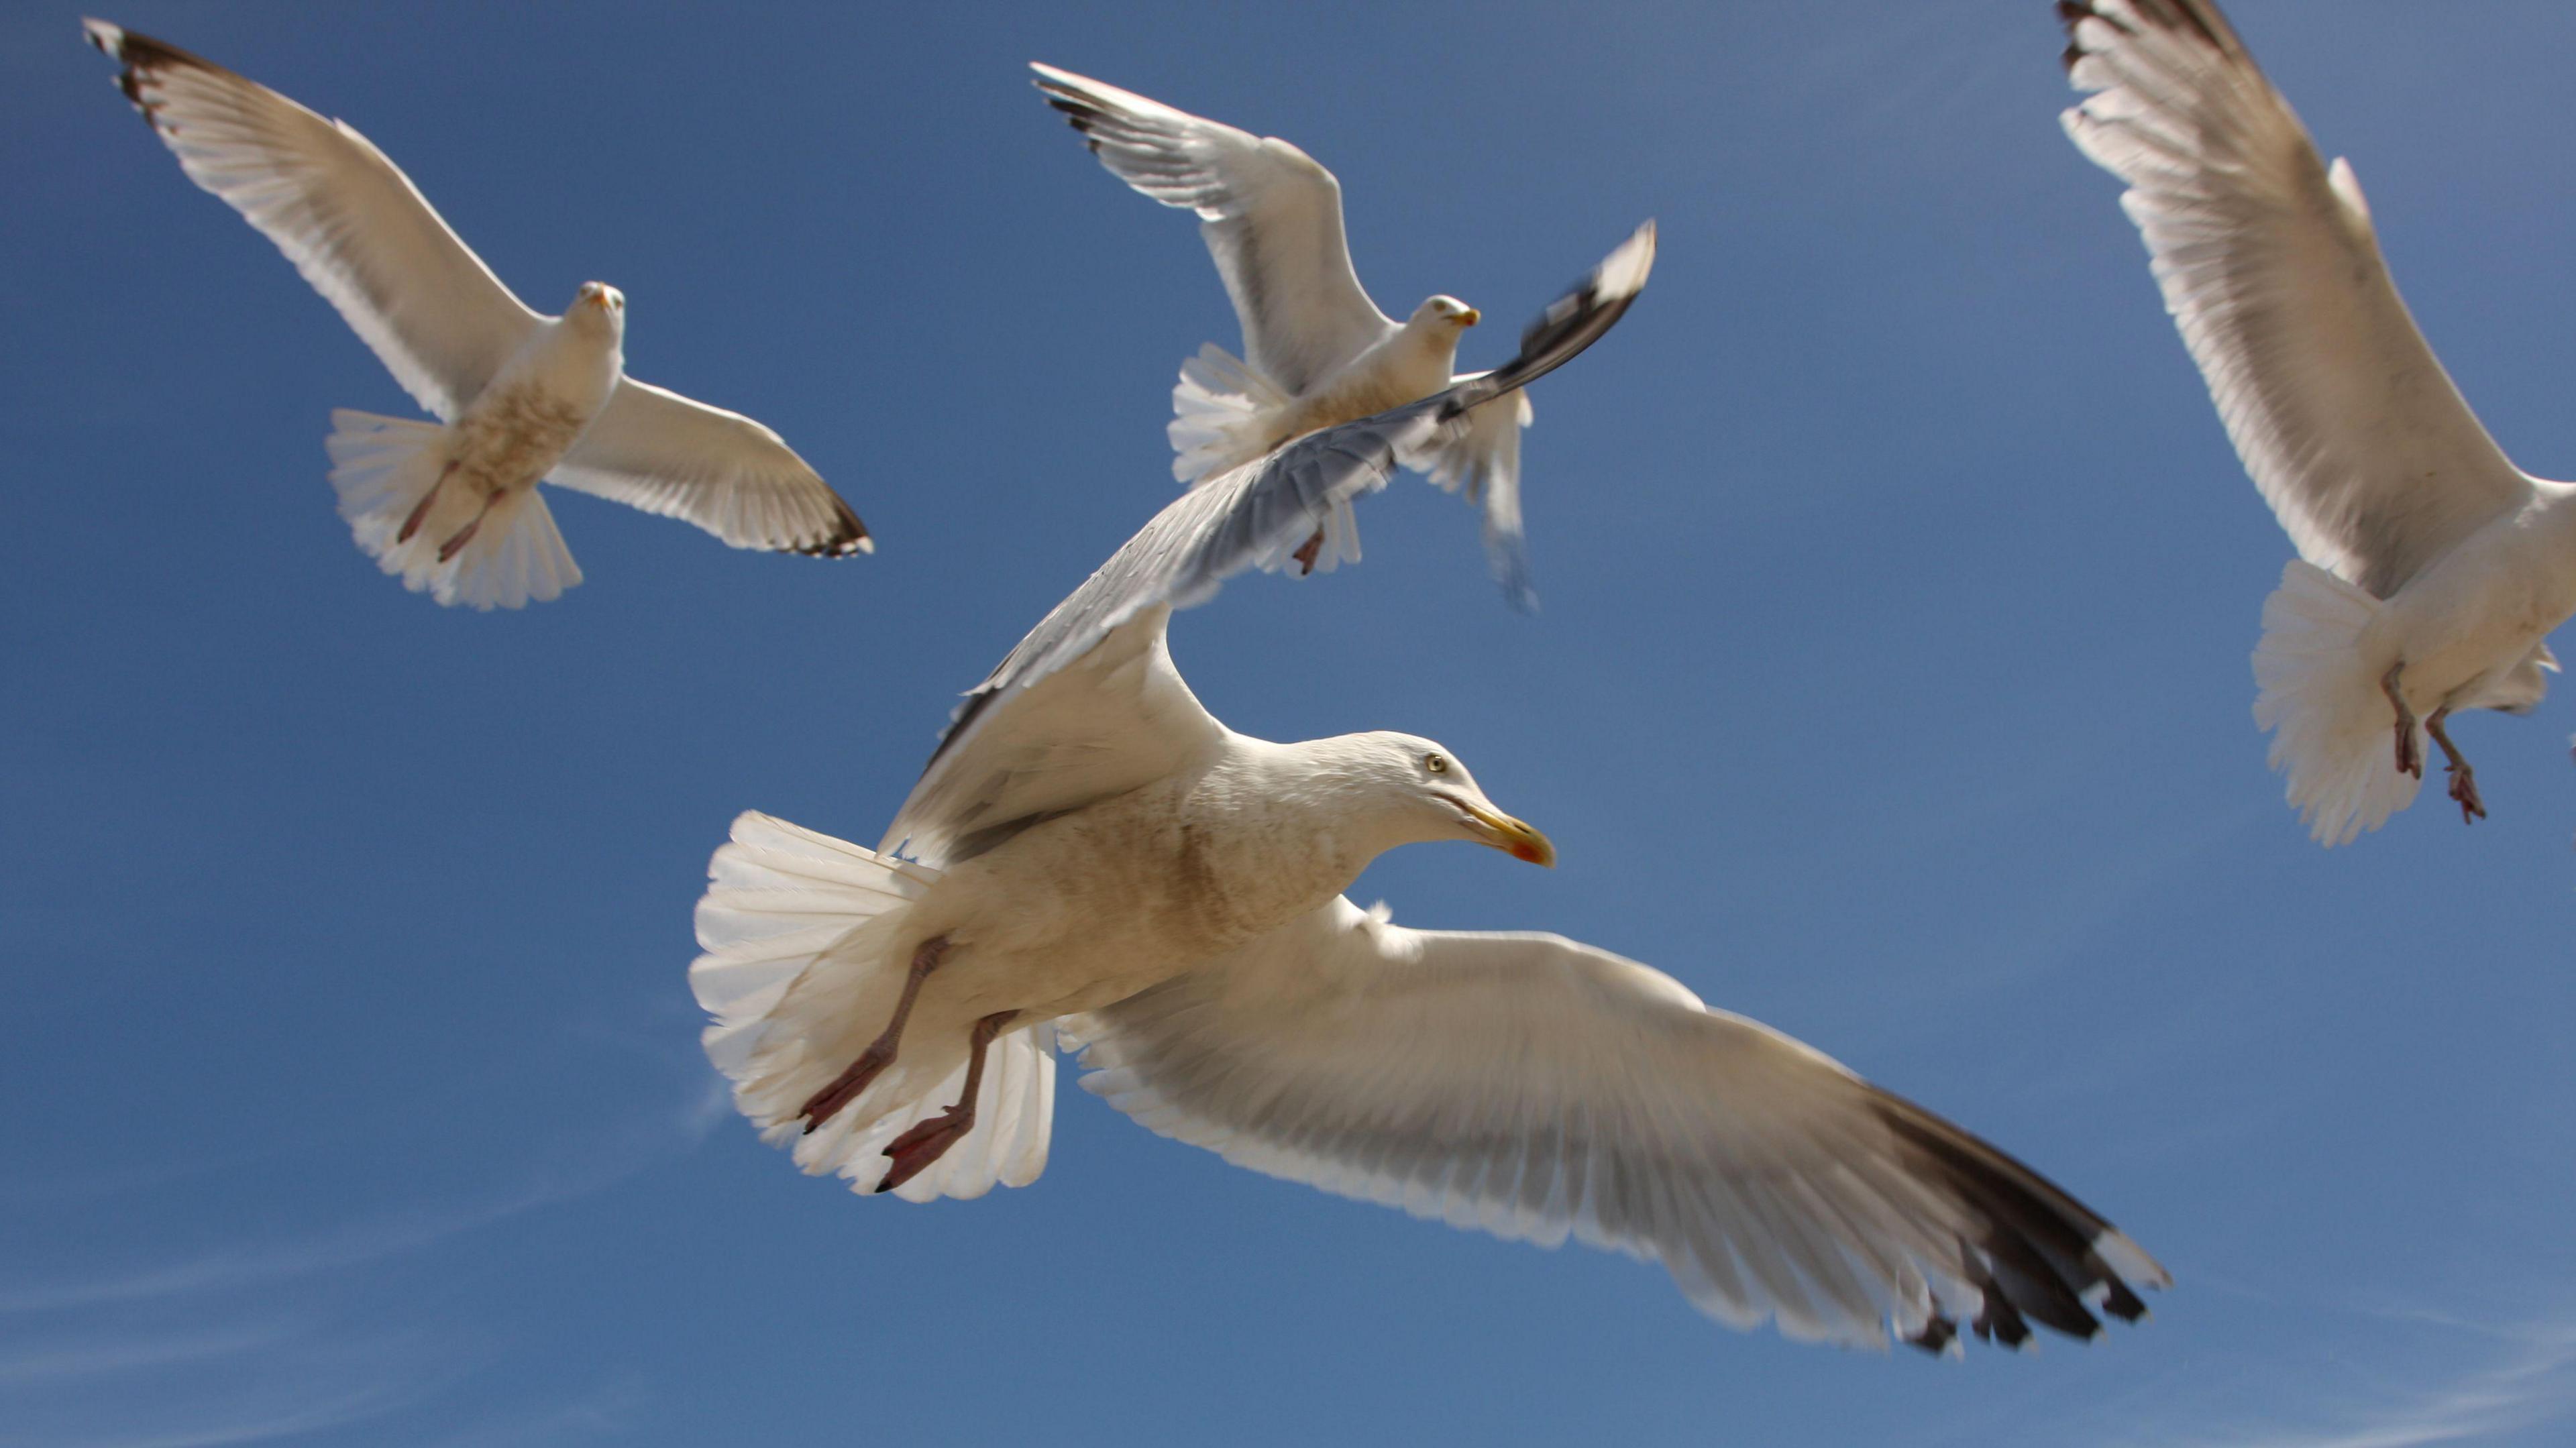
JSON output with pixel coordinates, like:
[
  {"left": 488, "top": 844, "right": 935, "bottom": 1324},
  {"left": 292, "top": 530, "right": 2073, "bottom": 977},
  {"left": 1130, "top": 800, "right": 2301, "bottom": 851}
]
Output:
[{"left": 7, "top": 1, "right": 2576, "bottom": 1443}]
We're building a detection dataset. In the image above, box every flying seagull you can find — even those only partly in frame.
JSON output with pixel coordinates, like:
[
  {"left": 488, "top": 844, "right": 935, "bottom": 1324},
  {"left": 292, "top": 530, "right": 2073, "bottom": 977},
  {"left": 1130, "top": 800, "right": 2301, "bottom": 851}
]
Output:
[
  {"left": 690, "top": 228, "right": 2166, "bottom": 1352},
  {"left": 85, "top": 19, "right": 869, "bottom": 609},
  {"left": 2060, "top": 0, "right": 2576, "bottom": 844},
  {"left": 1030, "top": 62, "right": 1635, "bottom": 611}
]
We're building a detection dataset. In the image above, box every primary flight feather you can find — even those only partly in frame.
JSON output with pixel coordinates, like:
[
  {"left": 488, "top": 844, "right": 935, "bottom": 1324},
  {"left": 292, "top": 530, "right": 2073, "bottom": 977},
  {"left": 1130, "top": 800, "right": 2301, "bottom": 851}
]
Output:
[{"left": 85, "top": 19, "right": 869, "bottom": 609}]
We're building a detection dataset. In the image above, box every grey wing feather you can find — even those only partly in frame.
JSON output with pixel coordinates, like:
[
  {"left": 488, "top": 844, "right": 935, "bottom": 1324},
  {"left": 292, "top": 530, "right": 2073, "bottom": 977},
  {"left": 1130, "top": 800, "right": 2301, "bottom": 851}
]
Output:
[
  {"left": 551, "top": 379, "right": 868, "bottom": 557},
  {"left": 2059, "top": 0, "right": 2533, "bottom": 596},
  {"left": 1065, "top": 897, "right": 2167, "bottom": 1351},
  {"left": 1030, "top": 64, "right": 1394, "bottom": 394},
  {"left": 86, "top": 19, "right": 539, "bottom": 421}
]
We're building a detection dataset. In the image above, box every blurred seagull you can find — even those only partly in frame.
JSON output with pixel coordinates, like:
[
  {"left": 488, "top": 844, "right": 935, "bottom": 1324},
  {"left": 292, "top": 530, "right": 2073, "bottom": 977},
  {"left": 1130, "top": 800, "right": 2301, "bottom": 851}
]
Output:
[
  {"left": 1030, "top": 63, "right": 1644, "bottom": 610},
  {"left": 690, "top": 229, "right": 2167, "bottom": 1353},
  {"left": 2061, "top": 0, "right": 2575, "bottom": 844},
  {"left": 85, "top": 19, "right": 869, "bottom": 609}
]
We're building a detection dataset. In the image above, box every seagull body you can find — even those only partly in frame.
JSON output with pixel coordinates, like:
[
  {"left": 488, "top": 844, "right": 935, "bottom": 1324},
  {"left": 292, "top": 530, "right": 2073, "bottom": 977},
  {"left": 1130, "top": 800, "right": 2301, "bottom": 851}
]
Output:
[
  {"left": 86, "top": 19, "right": 869, "bottom": 609},
  {"left": 2061, "top": 0, "right": 2573, "bottom": 843},
  {"left": 693, "top": 229, "right": 2167, "bottom": 1352},
  {"left": 1031, "top": 63, "right": 1573, "bottom": 609}
]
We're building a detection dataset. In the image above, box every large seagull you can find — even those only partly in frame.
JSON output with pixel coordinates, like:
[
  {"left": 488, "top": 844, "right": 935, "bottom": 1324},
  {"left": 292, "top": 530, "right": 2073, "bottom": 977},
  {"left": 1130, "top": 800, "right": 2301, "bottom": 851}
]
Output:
[
  {"left": 2061, "top": 0, "right": 2576, "bottom": 844},
  {"left": 86, "top": 20, "right": 869, "bottom": 609},
  {"left": 690, "top": 228, "right": 2167, "bottom": 1352},
  {"left": 1030, "top": 63, "right": 1633, "bottom": 611}
]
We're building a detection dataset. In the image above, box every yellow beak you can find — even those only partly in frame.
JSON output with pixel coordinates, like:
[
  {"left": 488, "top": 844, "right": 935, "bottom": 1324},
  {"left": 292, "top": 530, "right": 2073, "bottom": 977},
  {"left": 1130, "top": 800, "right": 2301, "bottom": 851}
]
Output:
[
  {"left": 1463, "top": 802, "right": 1554, "bottom": 867},
  {"left": 1458, "top": 307, "right": 1481, "bottom": 327}
]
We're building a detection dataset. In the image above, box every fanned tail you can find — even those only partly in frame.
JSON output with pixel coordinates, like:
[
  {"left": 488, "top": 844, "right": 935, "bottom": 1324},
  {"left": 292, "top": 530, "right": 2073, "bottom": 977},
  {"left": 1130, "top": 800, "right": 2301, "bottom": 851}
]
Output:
[
  {"left": 690, "top": 812, "right": 1055, "bottom": 1201},
  {"left": 325, "top": 409, "right": 581, "bottom": 610},
  {"left": 2251, "top": 561, "right": 2420, "bottom": 846},
  {"left": 1168, "top": 344, "right": 1293, "bottom": 484}
]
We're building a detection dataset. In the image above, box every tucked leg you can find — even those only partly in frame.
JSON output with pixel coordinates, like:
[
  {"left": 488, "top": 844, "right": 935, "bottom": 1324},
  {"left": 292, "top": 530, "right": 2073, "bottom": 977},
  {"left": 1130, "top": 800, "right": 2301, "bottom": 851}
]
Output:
[
  {"left": 2382, "top": 662, "right": 2422, "bottom": 778},
  {"left": 435, "top": 490, "right": 498, "bottom": 563},
  {"left": 396, "top": 459, "right": 460, "bottom": 544},
  {"left": 876, "top": 1009, "right": 1019, "bottom": 1194},
  {"left": 2426, "top": 707, "right": 2487, "bottom": 824},
  {"left": 798, "top": 936, "right": 948, "bottom": 1132},
  {"left": 1291, "top": 529, "right": 1325, "bottom": 576}
]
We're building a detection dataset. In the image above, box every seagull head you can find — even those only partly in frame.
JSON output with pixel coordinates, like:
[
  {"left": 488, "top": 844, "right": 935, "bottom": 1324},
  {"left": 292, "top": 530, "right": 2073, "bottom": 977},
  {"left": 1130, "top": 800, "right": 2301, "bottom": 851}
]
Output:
[
  {"left": 1309, "top": 732, "right": 1554, "bottom": 867},
  {"left": 570, "top": 281, "right": 627, "bottom": 327},
  {"left": 1410, "top": 294, "right": 1481, "bottom": 333}
]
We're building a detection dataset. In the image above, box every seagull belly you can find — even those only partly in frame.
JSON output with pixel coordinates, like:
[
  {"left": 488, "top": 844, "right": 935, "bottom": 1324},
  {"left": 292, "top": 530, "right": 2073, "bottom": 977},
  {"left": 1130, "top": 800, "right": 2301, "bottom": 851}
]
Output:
[
  {"left": 445, "top": 382, "right": 599, "bottom": 506},
  {"left": 1287, "top": 342, "right": 1458, "bottom": 438},
  {"left": 910, "top": 781, "right": 1352, "bottom": 1025},
  {"left": 2376, "top": 507, "right": 2576, "bottom": 711}
]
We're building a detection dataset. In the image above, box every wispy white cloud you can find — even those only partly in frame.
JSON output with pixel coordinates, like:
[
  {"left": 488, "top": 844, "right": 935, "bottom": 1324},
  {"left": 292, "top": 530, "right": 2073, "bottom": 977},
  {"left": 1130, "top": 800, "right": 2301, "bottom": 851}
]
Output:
[
  {"left": 2137, "top": 1315, "right": 2576, "bottom": 1448},
  {"left": 0, "top": 1066, "right": 724, "bottom": 1315}
]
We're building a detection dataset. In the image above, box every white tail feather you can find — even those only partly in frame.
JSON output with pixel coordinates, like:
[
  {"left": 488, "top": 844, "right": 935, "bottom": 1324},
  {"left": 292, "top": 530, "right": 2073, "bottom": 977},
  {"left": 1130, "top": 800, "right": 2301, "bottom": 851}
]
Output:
[
  {"left": 690, "top": 812, "right": 1055, "bottom": 1199},
  {"left": 2251, "top": 561, "right": 2421, "bottom": 846},
  {"left": 325, "top": 409, "right": 582, "bottom": 610},
  {"left": 1168, "top": 344, "right": 1292, "bottom": 484}
]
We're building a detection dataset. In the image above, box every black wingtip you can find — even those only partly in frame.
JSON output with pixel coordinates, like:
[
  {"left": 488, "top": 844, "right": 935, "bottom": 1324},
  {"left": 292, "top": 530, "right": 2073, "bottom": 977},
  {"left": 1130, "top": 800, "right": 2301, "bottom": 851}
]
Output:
[
  {"left": 787, "top": 500, "right": 872, "bottom": 559},
  {"left": 1868, "top": 1095, "right": 2164, "bottom": 1352},
  {"left": 1436, "top": 220, "right": 1656, "bottom": 424},
  {"left": 83, "top": 18, "right": 231, "bottom": 116}
]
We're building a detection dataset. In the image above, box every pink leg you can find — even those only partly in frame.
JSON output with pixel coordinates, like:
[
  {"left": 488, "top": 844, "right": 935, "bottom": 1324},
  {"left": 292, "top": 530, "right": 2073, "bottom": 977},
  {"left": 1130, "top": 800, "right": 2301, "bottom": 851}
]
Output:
[
  {"left": 2382, "top": 662, "right": 2422, "bottom": 778},
  {"left": 798, "top": 936, "right": 948, "bottom": 1132},
  {"left": 2426, "top": 708, "right": 2487, "bottom": 824},
  {"left": 876, "top": 1009, "right": 1018, "bottom": 1194},
  {"left": 435, "top": 492, "right": 498, "bottom": 563},
  {"left": 1292, "top": 529, "right": 1325, "bottom": 576},
  {"left": 397, "top": 461, "right": 460, "bottom": 545}
]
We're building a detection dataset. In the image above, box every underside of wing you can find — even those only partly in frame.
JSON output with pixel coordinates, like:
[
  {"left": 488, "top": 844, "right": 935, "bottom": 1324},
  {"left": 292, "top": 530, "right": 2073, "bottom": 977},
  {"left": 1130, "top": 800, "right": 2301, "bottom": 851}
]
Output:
[
  {"left": 1031, "top": 64, "right": 1393, "bottom": 394},
  {"left": 1065, "top": 897, "right": 2166, "bottom": 1351},
  {"left": 551, "top": 378, "right": 868, "bottom": 557},
  {"left": 880, "top": 608, "right": 1224, "bottom": 866},
  {"left": 2059, "top": 0, "right": 2531, "bottom": 596},
  {"left": 87, "top": 19, "right": 539, "bottom": 421}
]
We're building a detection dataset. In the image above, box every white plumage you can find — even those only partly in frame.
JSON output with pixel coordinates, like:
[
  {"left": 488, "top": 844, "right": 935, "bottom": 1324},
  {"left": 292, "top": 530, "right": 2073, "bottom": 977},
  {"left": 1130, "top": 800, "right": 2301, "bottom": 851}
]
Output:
[
  {"left": 1030, "top": 63, "right": 1634, "bottom": 611},
  {"left": 86, "top": 19, "right": 869, "bottom": 608},
  {"left": 2061, "top": 0, "right": 2576, "bottom": 843},
  {"left": 690, "top": 236, "right": 2163, "bottom": 1352}
]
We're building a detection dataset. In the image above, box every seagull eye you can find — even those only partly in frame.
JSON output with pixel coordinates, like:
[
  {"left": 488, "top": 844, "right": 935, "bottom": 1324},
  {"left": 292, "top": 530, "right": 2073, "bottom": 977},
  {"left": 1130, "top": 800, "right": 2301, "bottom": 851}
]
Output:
[{"left": 1424, "top": 753, "right": 1448, "bottom": 775}]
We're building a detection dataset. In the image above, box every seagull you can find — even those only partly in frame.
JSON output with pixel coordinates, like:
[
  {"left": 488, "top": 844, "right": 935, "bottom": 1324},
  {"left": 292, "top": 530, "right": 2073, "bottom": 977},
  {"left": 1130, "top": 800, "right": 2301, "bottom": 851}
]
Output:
[
  {"left": 2060, "top": 0, "right": 2576, "bottom": 845},
  {"left": 85, "top": 19, "right": 869, "bottom": 610},
  {"left": 690, "top": 228, "right": 2167, "bottom": 1352},
  {"left": 1030, "top": 63, "right": 1631, "bottom": 611}
]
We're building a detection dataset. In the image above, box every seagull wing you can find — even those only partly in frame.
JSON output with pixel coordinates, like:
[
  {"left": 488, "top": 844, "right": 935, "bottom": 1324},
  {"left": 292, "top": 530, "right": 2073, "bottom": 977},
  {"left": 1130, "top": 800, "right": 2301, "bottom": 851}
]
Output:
[
  {"left": 883, "top": 225, "right": 1653, "bottom": 864},
  {"left": 1064, "top": 897, "right": 2168, "bottom": 1352},
  {"left": 85, "top": 19, "right": 541, "bottom": 422},
  {"left": 551, "top": 379, "right": 869, "bottom": 556},
  {"left": 2060, "top": 0, "right": 2533, "bottom": 597},
  {"left": 1032, "top": 64, "right": 1394, "bottom": 395}
]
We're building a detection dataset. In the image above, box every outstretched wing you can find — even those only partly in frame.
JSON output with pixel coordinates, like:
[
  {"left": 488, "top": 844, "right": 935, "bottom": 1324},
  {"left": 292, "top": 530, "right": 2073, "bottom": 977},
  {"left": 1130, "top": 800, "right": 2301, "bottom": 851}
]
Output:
[
  {"left": 2060, "top": 0, "right": 2532, "bottom": 597},
  {"left": 86, "top": 19, "right": 540, "bottom": 421},
  {"left": 551, "top": 379, "right": 869, "bottom": 557},
  {"left": 1064, "top": 897, "right": 2167, "bottom": 1352},
  {"left": 883, "top": 225, "right": 1654, "bottom": 863},
  {"left": 1032, "top": 64, "right": 1394, "bottom": 395}
]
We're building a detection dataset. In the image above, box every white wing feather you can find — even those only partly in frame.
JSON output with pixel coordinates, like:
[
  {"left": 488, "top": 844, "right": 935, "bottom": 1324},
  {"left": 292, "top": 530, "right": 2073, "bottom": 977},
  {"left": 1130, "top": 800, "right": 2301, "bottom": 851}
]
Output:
[
  {"left": 2060, "top": 0, "right": 2534, "bottom": 598},
  {"left": 551, "top": 379, "right": 869, "bottom": 556},
  {"left": 1065, "top": 897, "right": 2167, "bottom": 1351},
  {"left": 86, "top": 19, "right": 539, "bottom": 421},
  {"left": 1031, "top": 64, "right": 1395, "bottom": 395}
]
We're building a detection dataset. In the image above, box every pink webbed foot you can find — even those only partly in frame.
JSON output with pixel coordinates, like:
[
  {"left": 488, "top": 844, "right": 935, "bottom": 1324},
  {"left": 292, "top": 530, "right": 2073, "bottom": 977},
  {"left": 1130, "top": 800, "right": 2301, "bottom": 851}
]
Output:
[
  {"left": 875, "top": 1107, "right": 975, "bottom": 1194},
  {"left": 2447, "top": 764, "right": 2487, "bottom": 824}
]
